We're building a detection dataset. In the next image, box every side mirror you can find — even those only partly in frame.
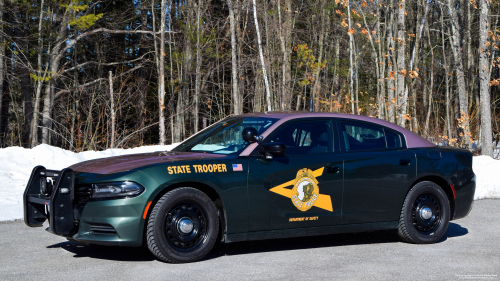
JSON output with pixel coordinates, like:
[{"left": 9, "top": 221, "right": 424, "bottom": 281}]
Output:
[
  {"left": 260, "top": 142, "right": 286, "bottom": 159},
  {"left": 242, "top": 127, "right": 259, "bottom": 143}
]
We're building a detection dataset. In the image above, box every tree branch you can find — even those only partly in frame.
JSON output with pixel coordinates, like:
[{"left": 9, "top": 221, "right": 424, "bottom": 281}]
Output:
[
  {"left": 54, "top": 28, "right": 175, "bottom": 72},
  {"left": 57, "top": 51, "right": 153, "bottom": 77},
  {"left": 54, "top": 64, "right": 144, "bottom": 99}
]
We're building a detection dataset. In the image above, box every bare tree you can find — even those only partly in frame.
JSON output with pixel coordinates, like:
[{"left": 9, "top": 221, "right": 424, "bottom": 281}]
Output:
[
  {"left": 479, "top": 0, "right": 493, "bottom": 157},
  {"left": 387, "top": 5, "right": 396, "bottom": 122},
  {"left": 109, "top": 71, "right": 116, "bottom": 148},
  {"left": 252, "top": 0, "right": 272, "bottom": 111},
  {"left": 447, "top": 0, "right": 471, "bottom": 148},
  {"left": 194, "top": 0, "right": 203, "bottom": 132},
  {"left": 0, "top": 0, "right": 4, "bottom": 140},
  {"left": 158, "top": 0, "right": 166, "bottom": 145},
  {"left": 347, "top": 1, "right": 355, "bottom": 114},
  {"left": 227, "top": 0, "right": 241, "bottom": 115},
  {"left": 31, "top": 0, "right": 46, "bottom": 147},
  {"left": 396, "top": 0, "right": 406, "bottom": 127}
]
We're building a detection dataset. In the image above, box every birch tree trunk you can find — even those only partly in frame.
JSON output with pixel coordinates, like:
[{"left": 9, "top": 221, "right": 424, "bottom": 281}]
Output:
[
  {"left": 333, "top": 38, "right": 340, "bottom": 111},
  {"left": 138, "top": 0, "right": 148, "bottom": 139},
  {"left": 158, "top": 0, "right": 166, "bottom": 145},
  {"left": 252, "top": 0, "right": 272, "bottom": 111},
  {"left": 165, "top": 0, "right": 175, "bottom": 143},
  {"left": 179, "top": 2, "right": 194, "bottom": 139},
  {"left": 479, "top": 0, "right": 493, "bottom": 157},
  {"left": 408, "top": 0, "right": 430, "bottom": 131},
  {"left": 424, "top": 22, "right": 435, "bottom": 137},
  {"left": 109, "top": 71, "right": 115, "bottom": 148},
  {"left": 194, "top": 0, "right": 202, "bottom": 132},
  {"left": 277, "top": 0, "right": 287, "bottom": 110},
  {"left": 227, "top": 0, "right": 241, "bottom": 115},
  {"left": 41, "top": 7, "right": 71, "bottom": 144},
  {"left": 312, "top": 0, "right": 327, "bottom": 110},
  {"left": 358, "top": 2, "right": 381, "bottom": 118},
  {"left": 387, "top": 8, "right": 395, "bottom": 123},
  {"left": 396, "top": 0, "right": 406, "bottom": 127},
  {"left": 283, "top": 0, "right": 293, "bottom": 109},
  {"left": 0, "top": 0, "right": 4, "bottom": 142},
  {"left": 347, "top": 2, "right": 355, "bottom": 114},
  {"left": 442, "top": 16, "right": 452, "bottom": 142},
  {"left": 377, "top": 6, "right": 386, "bottom": 120},
  {"left": 447, "top": 0, "right": 471, "bottom": 149},
  {"left": 31, "top": 0, "right": 45, "bottom": 147}
]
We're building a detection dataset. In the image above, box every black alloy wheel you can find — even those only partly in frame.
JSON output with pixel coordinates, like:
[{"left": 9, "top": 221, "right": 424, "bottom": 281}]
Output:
[
  {"left": 411, "top": 194, "right": 442, "bottom": 234},
  {"left": 164, "top": 202, "right": 208, "bottom": 251},
  {"left": 147, "top": 187, "right": 219, "bottom": 263},
  {"left": 398, "top": 181, "right": 450, "bottom": 244}
]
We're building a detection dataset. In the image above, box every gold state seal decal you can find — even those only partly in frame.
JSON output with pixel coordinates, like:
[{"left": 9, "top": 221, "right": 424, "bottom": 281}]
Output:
[
  {"left": 269, "top": 167, "right": 333, "bottom": 212},
  {"left": 291, "top": 168, "right": 319, "bottom": 211}
]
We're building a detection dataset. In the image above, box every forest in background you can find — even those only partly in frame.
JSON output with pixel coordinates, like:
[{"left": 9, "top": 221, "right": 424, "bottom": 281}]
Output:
[{"left": 0, "top": 0, "right": 499, "bottom": 156}]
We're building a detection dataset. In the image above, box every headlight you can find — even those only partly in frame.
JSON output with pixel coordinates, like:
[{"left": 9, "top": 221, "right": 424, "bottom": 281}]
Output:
[{"left": 92, "top": 182, "right": 145, "bottom": 199}]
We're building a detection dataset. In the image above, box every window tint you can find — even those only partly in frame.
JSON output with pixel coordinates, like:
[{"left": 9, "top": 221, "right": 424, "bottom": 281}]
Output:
[
  {"left": 268, "top": 120, "right": 332, "bottom": 155},
  {"left": 173, "top": 117, "right": 277, "bottom": 155},
  {"left": 385, "top": 130, "right": 402, "bottom": 148},
  {"left": 341, "top": 122, "right": 386, "bottom": 151}
]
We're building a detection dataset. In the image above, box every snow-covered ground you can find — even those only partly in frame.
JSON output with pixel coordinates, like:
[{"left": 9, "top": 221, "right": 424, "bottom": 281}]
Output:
[
  {"left": 0, "top": 144, "right": 177, "bottom": 221},
  {"left": 1, "top": 144, "right": 499, "bottom": 222}
]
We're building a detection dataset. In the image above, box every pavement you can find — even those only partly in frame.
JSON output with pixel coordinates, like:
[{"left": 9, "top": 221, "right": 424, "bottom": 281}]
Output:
[{"left": 0, "top": 200, "right": 499, "bottom": 281}]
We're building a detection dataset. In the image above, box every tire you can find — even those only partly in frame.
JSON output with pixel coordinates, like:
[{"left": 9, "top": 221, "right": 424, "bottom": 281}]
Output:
[
  {"left": 146, "top": 187, "right": 219, "bottom": 263},
  {"left": 398, "top": 181, "right": 450, "bottom": 244}
]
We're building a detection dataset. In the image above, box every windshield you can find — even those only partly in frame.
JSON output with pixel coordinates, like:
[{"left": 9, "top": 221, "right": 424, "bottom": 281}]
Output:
[{"left": 173, "top": 117, "right": 277, "bottom": 155}]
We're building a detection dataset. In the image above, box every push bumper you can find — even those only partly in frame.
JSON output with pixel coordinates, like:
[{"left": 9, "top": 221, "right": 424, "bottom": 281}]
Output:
[
  {"left": 24, "top": 166, "right": 146, "bottom": 246},
  {"left": 23, "top": 166, "right": 76, "bottom": 236}
]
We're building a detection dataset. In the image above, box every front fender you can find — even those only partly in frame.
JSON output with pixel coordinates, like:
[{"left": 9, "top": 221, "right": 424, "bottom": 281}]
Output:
[{"left": 139, "top": 159, "right": 249, "bottom": 234}]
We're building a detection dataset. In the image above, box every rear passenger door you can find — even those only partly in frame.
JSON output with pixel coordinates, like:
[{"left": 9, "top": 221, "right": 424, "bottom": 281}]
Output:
[{"left": 338, "top": 120, "right": 416, "bottom": 224}]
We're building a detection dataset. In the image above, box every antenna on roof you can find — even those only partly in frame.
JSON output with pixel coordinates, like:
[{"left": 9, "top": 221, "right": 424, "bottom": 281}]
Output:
[{"left": 309, "top": 93, "right": 314, "bottom": 112}]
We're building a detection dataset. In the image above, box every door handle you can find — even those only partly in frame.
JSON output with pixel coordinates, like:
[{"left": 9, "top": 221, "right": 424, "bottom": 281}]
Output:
[
  {"left": 327, "top": 166, "right": 341, "bottom": 174},
  {"left": 399, "top": 159, "right": 411, "bottom": 166}
]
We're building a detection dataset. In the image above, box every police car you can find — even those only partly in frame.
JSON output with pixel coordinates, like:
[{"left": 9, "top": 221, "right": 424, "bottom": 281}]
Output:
[{"left": 23, "top": 112, "right": 475, "bottom": 263}]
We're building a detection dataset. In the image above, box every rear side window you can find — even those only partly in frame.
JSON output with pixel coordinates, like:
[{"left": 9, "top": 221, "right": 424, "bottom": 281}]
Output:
[
  {"left": 385, "top": 130, "right": 402, "bottom": 148},
  {"left": 341, "top": 122, "right": 385, "bottom": 151},
  {"left": 267, "top": 120, "right": 332, "bottom": 155}
]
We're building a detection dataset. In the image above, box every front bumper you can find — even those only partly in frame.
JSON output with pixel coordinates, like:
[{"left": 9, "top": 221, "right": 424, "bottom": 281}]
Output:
[{"left": 24, "top": 166, "right": 145, "bottom": 246}]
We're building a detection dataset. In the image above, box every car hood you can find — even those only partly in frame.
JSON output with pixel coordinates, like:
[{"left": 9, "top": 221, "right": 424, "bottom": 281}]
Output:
[{"left": 69, "top": 151, "right": 226, "bottom": 174}]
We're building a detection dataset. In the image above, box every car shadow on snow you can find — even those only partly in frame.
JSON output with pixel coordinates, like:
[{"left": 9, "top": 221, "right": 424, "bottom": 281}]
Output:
[{"left": 46, "top": 222, "right": 468, "bottom": 262}]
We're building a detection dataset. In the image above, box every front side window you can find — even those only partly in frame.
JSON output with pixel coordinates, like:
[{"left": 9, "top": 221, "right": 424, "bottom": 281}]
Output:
[
  {"left": 341, "top": 122, "right": 386, "bottom": 151},
  {"left": 266, "top": 120, "right": 332, "bottom": 155},
  {"left": 173, "top": 117, "right": 277, "bottom": 155}
]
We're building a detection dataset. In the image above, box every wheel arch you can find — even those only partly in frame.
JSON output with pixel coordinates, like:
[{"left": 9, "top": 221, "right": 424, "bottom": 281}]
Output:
[
  {"left": 142, "top": 181, "right": 227, "bottom": 244},
  {"left": 408, "top": 175, "right": 456, "bottom": 220}
]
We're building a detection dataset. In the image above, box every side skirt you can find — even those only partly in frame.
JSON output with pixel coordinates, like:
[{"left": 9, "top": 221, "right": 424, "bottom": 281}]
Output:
[{"left": 225, "top": 221, "right": 399, "bottom": 243}]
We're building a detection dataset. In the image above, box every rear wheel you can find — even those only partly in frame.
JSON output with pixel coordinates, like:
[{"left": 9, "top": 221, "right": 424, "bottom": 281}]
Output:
[
  {"left": 147, "top": 187, "right": 219, "bottom": 263},
  {"left": 398, "top": 181, "right": 450, "bottom": 244}
]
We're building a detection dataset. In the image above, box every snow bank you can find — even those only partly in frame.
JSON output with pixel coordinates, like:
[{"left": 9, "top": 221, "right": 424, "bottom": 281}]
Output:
[
  {"left": 0, "top": 145, "right": 498, "bottom": 222},
  {"left": 472, "top": 155, "right": 500, "bottom": 200},
  {"left": 0, "top": 144, "right": 177, "bottom": 222}
]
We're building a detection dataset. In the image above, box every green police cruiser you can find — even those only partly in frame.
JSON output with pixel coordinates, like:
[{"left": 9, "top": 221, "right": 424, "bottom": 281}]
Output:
[{"left": 23, "top": 112, "right": 476, "bottom": 263}]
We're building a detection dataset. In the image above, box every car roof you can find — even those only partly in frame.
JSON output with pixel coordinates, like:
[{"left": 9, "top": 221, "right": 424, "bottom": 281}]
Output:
[{"left": 237, "top": 112, "right": 435, "bottom": 156}]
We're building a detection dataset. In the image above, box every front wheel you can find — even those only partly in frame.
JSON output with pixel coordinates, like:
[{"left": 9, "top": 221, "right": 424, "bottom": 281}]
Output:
[
  {"left": 147, "top": 187, "right": 219, "bottom": 263},
  {"left": 398, "top": 181, "right": 450, "bottom": 244}
]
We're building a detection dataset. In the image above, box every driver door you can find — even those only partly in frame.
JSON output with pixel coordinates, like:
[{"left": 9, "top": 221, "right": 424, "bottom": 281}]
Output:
[{"left": 246, "top": 119, "right": 344, "bottom": 232}]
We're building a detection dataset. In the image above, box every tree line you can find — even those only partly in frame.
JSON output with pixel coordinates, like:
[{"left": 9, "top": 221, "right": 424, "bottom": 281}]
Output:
[{"left": 0, "top": 0, "right": 499, "bottom": 157}]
